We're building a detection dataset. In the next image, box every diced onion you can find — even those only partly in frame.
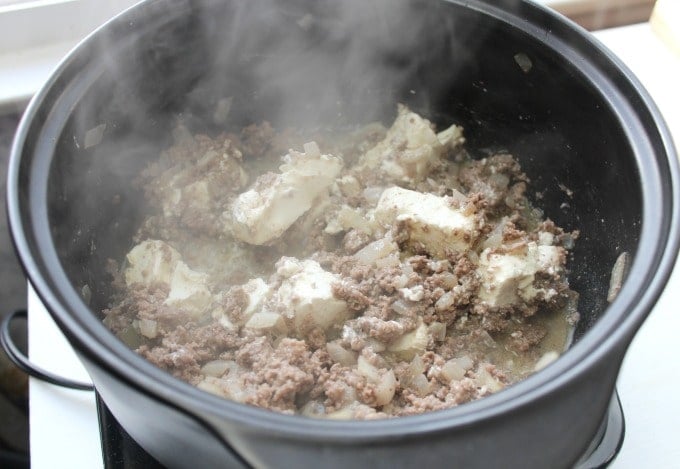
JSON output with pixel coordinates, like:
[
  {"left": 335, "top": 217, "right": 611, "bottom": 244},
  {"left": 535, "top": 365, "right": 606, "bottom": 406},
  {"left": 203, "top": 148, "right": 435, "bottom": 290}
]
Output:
[
  {"left": 327, "top": 342, "right": 358, "bottom": 366},
  {"left": 325, "top": 407, "right": 355, "bottom": 420},
  {"left": 391, "top": 299, "right": 411, "bottom": 315},
  {"left": 374, "top": 370, "right": 397, "bottom": 406},
  {"left": 300, "top": 400, "right": 326, "bottom": 418},
  {"left": 441, "top": 356, "right": 473, "bottom": 381},
  {"left": 354, "top": 237, "right": 398, "bottom": 265},
  {"left": 245, "top": 312, "right": 288, "bottom": 335},
  {"left": 435, "top": 292, "right": 455, "bottom": 312},
  {"left": 410, "top": 374, "right": 430, "bottom": 397},
  {"left": 441, "top": 360, "right": 465, "bottom": 381},
  {"left": 437, "top": 272, "right": 458, "bottom": 289},
  {"left": 138, "top": 319, "right": 158, "bottom": 339},
  {"left": 607, "top": 252, "right": 629, "bottom": 303},
  {"left": 200, "top": 360, "right": 232, "bottom": 377},
  {"left": 357, "top": 356, "right": 381, "bottom": 382},
  {"left": 533, "top": 351, "right": 559, "bottom": 371},
  {"left": 428, "top": 322, "right": 446, "bottom": 342},
  {"left": 475, "top": 367, "right": 504, "bottom": 392},
  {"left": 363, "top": 187, "right": 385, "bottom": 205},
  {"left": 197, "top": 377, "right": 226, "bottom": 397},
  {"left": 409, "top": 355, "right": 425, "bottom": 375}
]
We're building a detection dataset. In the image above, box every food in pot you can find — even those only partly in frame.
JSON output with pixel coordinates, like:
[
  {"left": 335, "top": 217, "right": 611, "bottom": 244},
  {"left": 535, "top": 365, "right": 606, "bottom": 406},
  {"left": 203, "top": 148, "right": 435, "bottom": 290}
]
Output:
[{"left": 103, "top": 105, "right": 579, "bottom": 419}]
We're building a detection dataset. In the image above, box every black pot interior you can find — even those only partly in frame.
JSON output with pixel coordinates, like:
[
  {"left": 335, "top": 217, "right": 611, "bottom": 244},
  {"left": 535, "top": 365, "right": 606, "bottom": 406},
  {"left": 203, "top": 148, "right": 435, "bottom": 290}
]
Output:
[{"left": 46, "top": 0, "right": 640, "bottom": 346}]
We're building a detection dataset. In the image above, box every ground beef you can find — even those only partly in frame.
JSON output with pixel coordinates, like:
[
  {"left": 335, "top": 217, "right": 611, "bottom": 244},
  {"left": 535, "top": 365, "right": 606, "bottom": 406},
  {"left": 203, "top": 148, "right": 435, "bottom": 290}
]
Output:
[{"left": 103, "top": 106, "right": 579, "bottom": 420}]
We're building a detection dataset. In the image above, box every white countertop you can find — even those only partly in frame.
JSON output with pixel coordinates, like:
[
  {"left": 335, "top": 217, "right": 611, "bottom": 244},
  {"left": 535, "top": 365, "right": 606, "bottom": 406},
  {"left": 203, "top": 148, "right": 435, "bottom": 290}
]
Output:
[{"left": 28, "top": 22, "right": 680, "bottom": 469}]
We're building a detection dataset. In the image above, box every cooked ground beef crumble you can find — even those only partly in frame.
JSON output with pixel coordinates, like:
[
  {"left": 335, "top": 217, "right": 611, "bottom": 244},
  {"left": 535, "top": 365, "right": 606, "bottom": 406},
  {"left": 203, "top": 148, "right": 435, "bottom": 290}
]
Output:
[{"left": 102, "top": 105, "right": 579, "bottom": 419}]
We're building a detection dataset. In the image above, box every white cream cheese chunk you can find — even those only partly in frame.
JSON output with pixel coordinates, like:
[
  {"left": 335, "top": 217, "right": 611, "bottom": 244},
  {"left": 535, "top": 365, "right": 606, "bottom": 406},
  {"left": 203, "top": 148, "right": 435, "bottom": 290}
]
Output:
[
  {"left": 477, "top": 242, "right": 564, "bottom": 307},
  {"left": 124, "top": 240, "right": 181, "bottom": 287},
  {"left": 229, "top": 141, "right": 343, "bottom": 245},
  {"left": 374, "top": 186, "right": 477, "bottom": 258},
  {"left": 387, "top": 319, "right": 428, "bottom": 359},
  {"left": 275, "top": 258, "right": 348, "bottom": 335},
  {"left": 241, "top": 278, "right": 271, "bottom": 321},
  {"left": 213, "top": 275, "right": 270, "bottom": 332},
  {"left": 164, "top": 261, "right": 212, "bottom": 317},
  {"left": 358, "top": 104, "right": 463, "bottom": 183},
  {"left": 436, "top": 123, "right": 465, "bottom": 149}
]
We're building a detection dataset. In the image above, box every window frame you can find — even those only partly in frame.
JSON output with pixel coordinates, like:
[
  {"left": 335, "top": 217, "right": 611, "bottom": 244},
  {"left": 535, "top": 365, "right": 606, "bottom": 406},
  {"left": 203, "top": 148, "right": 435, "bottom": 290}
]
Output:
[{"left": 0, "top": 0, "right": 138, "bottom": 111}]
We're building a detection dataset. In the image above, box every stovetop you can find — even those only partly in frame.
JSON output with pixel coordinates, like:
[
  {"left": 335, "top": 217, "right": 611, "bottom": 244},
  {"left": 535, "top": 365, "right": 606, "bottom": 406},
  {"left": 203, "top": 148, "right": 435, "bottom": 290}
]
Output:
[{"left": 95, "top": 391, "right": 625, "bottom": 469}]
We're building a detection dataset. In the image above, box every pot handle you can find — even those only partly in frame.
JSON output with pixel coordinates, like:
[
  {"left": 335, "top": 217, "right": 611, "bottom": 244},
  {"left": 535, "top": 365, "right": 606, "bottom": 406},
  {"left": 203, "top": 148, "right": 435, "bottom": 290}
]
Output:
[{"left": 0, "top": 310, "right": 94, "bottom": 391}]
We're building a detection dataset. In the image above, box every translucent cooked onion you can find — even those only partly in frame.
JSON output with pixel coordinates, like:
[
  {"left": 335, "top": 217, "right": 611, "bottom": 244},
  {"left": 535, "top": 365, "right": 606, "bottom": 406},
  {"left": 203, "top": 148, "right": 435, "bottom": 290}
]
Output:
[
  {"left": 533, "top": 351, "right": 559, "bottom": 371},
  {"left": 325, "top": 407, "right": 355, "bottom": 420},
  {"left": 408, "top": 355, "right": 425, "bottom": 377},
  {"left": 375, "top": 253, "right": 400, "bottom": 268},
  {"left": 441, "top": 360, "right": 466, "bottom": 381},
  {"left": 357, "top": 356, "right": 396, "bottom": 406},
  {"left": 300, "top": 400, "right": 326, "bottom": 418},
  {"left": 197, "top": 377, "right": 226, "bottom": 397},
  {"left": 481, "top": 219, "right": 507, "bottom": 250},
  {"left": 327, "top": 342, "right": 358, "bottom": 366},
  {"left": 362, "top": 186, "right": 385, "bottom": 205},
  {"left": 435, "top": 292, "right": 455, "bottom": 312},
  {"left": 448, "top": 188, "right": 467, "bottom": 205},
  {"left": 116, "top": 324, "right": 142, "bottom": 349},
  {"left": 489, "top": 173, "right": 510, "bottom": 190},
  {"left": 428, "top": 322, "right": 446, "bottom": 342},
  {"left": 401, "top": 356, "right": 430, "bottom": 396},
  {"left": 354, "top": 237, "right": 397, "bottom": 265},
  {"left": 245, "top": 312, "right": 288, "bottom": 335},
  {"left": 200, "top": 360, "right": 232, "bottom": 377},
  {"left": 440, "top": 356, "right": 473, "bottom": 381},
  {"left": 410, "top": 374, "right": 431, "bottom": 397},
  {"left": 607, "top": 252, "right": 629, "bottom": 303},
  {"left": 138, "top": 319, "right": 158, "bottom": 339},
  {"left": 475, "top": 367, "right": 504, "bottom": 392},
  {"left": 437, "top": 272, "right": 458, "bottom": 289},
  {"left": 374, "top": 370, "right": 397, "bottom": 406},
  {"left": 390, "top": 299, "right": 411, "bottom": 315},
  {"left": 357, "top": 355, "right": 381, "bottom": 382}
]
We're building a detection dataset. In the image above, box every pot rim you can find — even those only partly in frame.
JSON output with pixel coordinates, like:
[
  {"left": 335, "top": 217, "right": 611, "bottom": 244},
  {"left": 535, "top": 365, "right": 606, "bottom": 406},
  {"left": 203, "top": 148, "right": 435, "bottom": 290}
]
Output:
[{"left": 7, "top": 0, "right": 680, "bottom": 441}]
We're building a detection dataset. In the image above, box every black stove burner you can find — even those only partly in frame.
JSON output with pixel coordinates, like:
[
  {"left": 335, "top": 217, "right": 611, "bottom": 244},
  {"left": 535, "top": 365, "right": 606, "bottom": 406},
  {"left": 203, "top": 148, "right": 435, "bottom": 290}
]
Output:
[{"left": 96, "top": 391, "right": 625, "bottom": 469}]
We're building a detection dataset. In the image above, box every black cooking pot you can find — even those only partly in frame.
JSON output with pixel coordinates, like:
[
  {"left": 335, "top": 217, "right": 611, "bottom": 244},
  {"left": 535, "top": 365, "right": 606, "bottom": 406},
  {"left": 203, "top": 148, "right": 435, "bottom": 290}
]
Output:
[{"left": 8, "top": 0, "right": 679, "bottom": 467}]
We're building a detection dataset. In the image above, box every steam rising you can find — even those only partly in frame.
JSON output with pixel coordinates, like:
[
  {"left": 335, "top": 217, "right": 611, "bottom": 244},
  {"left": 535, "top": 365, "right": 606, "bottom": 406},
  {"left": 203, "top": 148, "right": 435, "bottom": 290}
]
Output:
[
  {"left": 52, "top": 0, "right": 623, "bottom": 329},
  {"left": 186, "top": 0, "right": 466, "bottom": 128},
  {"left": 62, "top": 0, "right": 481, "bottom": 309}
]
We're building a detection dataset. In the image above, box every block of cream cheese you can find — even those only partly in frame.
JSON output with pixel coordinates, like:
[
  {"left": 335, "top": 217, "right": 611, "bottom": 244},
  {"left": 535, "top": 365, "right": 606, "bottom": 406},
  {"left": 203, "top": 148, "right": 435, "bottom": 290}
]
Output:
[
  {"left": 374, "top": 186, "right": 477, "bottom": 258},
  {"left": 164, "top": 261, "right": 212, "bottom": 318},
  {"left": 124, "top": 240, "right": 181, "bottom": 287},
  {"left": 229, "top": 142, "right": 342, "bottom": 245},
  {"left": 241, "top": 278, "right": 271, "bottom": 322},
  {"left": 275, "top": 258, "right": 348, "bottom": 335},
  {"left": 477, "top": 242, "right": 564, "bottom": 307},
  {"left": 359, "top": 104, "right": 464, "bottom": 183}
]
